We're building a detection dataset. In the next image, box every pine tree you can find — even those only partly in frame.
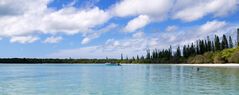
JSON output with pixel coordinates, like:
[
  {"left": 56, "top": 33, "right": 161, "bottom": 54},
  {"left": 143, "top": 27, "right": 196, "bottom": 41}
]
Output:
[
  {"left": 126, "top": 56, "right": 129, "bottom": 61},
  {"left": 140, "top": 55, "right": 144, "bottom": 60},
  {"left": 199, "top": 40, "right": 205, "bottom": 54},
  {"left": 229, "top": 36, "right": 233, "bottom": 48},
  {"left": 237, "top": 28, "right": 239, "bottom": 46},
  {"left": 207, "top": 36, "right": 212, "bottom": 51},
  {"left": 183, "top": 45, "right": 187, "bottom": 58},
  {"left": 146, "top": 49, "right": 150, "bottom": 60},
  {"left": 211, "top": 41, "right": 215, "bottom": 51},
  {"left": 175, "top": 46, "right": 181, "bottom": 58},
  {"left": 169, "top": 46, "right": 172, "bottom": 59},
  {"left": 205, "top": 40, "right": 208, "bottom": 52},
  {"left": 196, "top": 41, "right": 200, "bottom": 54},
  {"left": 190, "top": 43, "right": 196, "bottom": 56},
  {"left": 214, "top": 35, "right": 220, "bottom": 51},
  {"left": 121, "top": 53, "right": 123, "bottom": 60},
  {"left": 136, "top": 55, "right": 139, "bottom": 60},
  {"left": 132, "top": 57, "right": 135, "bottom": 61},
  {"left": 221, "top": 35, "right": 229, "bottom": 49}
]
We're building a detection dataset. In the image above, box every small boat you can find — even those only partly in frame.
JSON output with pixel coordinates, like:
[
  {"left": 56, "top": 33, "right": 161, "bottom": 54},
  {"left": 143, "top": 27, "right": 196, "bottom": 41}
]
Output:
[{"left": 105, "top": 63, "right": 121, "bottom": 66}]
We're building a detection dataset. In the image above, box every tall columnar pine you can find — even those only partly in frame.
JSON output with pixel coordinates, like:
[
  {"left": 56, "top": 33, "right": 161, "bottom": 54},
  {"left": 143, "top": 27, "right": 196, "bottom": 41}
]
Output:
[
  {"left": 175, "top": 46, "right": 181, "bottom": 58},
  {"left": 214, "top": 35, "right": 220, "bottom": 51},
  {"left": 183, "top": 45, "right": 187, "bottom": 58},
  {"left": 221, "top": 35, "right": 229, "bottom": 50},
  {"left": 169, "top": 46, "right": 172, "bottom": 59},
  {"left": 146, "top": 49, "right": 150, "bottom": 60},
  {"left": 196, "top": 41, "right": 200, "bottom": 54},
  {"left": 207, "top": 36, "right": 212, "bottom": 51},
  {"left": 140, "top": 55, "right": 145, "bottom": 60},
  {"left": 190, "top": 43, "right": 196, "bottom": 56},
  {"left": 211, "top": 41, "right": 215, "bottom": 51},
  {"left": 132, "top": 57, "right": 135, "bottom": 61},
  {"left": 136, "top": 55, "right": 140, "bottom": 61},
  {"left": 229, "top": 36, "right": 233, "bottom": 48},
  {"left": 121, "top": 53, "right": 123, "bottom": 60},
  {"left": 237, "top": 28, "right": 239, "bottom": 46}
]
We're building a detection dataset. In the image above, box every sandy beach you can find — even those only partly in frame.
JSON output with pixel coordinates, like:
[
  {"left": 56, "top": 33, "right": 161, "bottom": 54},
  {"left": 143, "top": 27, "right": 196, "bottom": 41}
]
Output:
[{"left": 176, "top": 64, "right": 239, "bottom": 68}]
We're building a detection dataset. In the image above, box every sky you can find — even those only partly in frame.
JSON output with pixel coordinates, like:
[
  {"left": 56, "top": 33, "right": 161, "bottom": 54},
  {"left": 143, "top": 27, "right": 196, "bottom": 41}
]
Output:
[{"left": 0, "top": 0, "right": 239, "bottom": 59}]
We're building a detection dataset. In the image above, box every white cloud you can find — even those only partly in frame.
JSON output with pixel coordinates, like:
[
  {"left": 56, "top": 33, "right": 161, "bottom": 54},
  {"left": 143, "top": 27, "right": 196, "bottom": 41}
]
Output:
[
  {"left": 199, "top": 20, "right": 227, "bottom": 33},
  {"left": 111, "top": 0, "right": 172, "bottom": 19},
  {"left": 0, "top": 0, "right": 110, "bottom": 43},
  {"left": 173, "top": 0, "right": 238, "bottom": 22},
  {"left": 43, "top": 36, "right": 63, "bottom": 44},
  {"left": 124, "top": 15, "right": 150, "bottom": 32},
  {"left": 165, "top": 25, "right": 178, "bottom": 32},
  {"left": 50, "top": 31, "right": 161, "bottom": 58},
  {"left": 81, "top": 23, "right": 118, "bottom": 44},
  {"left": 0, "top": 0, "right": 238, "bottom": 45},
  {"left": 158, "top": 20, "right": 233, "bottom": 47},
  {"left": 132, "top": 32, "right": 145, "bottom": 38},
  {"left": 49, "top": 46, "right": 127, "bottom": 58},
  {"left": 43, "top": 7, "right": 110, "bottom": 35},
  {"left": 0, "top": 0, "right": 49, "bottom": 16},
  {"left": 10, "top": 36, "right": 39, "bottom": 44}
]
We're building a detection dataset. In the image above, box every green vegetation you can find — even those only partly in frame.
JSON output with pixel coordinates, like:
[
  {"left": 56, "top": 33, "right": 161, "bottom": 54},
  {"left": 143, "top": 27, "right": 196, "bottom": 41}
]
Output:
[
  {"left": 189, "top": 47, "right": 239, "bottom": 63},
  {"left": 0, "top": 28, "right": 238, "bottom": 64}
]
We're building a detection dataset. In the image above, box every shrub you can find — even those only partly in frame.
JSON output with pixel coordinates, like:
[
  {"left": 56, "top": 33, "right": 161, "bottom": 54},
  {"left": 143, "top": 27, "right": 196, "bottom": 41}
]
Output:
[
  {"left": 203, "top": 52, "right": 214, "bottom": 63},
  {"left": 189, "top": 55, "right": 208, "bottom": 64},
  {"left": 213, "top": 55, "right": 225, "bottom": 63},
  {"left": 228, "top": 52, "right": 239, "bottom": 63},
  {"left": 221, "top": 48, "right": 236, "bottom": 60}
]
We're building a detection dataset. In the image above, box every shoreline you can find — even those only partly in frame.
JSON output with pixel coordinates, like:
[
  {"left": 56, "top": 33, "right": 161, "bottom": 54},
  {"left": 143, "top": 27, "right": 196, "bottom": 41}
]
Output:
[{"left": 175, "top": 64, "right": 239, "bottom": 67}]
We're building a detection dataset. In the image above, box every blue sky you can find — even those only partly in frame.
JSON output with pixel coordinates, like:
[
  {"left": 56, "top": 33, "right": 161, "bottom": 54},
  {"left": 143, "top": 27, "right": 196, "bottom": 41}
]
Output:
[{"left": 0, "top": 0, "right": 239, "bottom": 58}]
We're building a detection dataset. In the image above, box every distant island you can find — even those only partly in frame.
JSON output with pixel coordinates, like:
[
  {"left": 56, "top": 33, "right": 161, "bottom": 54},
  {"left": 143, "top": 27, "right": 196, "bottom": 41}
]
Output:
[{"left": 0, "top": 29, "right": 239, "bottom": 64}]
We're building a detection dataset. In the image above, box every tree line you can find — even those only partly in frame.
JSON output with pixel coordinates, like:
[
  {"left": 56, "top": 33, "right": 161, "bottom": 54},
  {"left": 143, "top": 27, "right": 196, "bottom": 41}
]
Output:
[
  {"left": 137, "top": 35, "right": 235, "bottom": 63},
  {"left": 123, "top": 28, "right": 239, "bottom": 63}
]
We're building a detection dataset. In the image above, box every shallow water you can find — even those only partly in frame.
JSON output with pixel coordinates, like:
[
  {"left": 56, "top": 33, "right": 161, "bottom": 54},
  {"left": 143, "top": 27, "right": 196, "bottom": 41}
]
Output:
[{"left": 0, "top": 64, "right": 239, "bottom": 95}]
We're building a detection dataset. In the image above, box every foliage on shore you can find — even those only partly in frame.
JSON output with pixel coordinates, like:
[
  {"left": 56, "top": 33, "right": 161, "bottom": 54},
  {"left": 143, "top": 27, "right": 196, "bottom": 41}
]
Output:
[{"left": 188, "top": 47, "right": 239, "bottom": 63}]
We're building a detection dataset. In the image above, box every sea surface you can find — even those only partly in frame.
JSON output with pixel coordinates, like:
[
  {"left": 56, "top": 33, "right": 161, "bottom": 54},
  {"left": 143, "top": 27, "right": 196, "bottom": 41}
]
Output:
[{"left": 0, "top": 64, "right": 239, "bottom": 95}]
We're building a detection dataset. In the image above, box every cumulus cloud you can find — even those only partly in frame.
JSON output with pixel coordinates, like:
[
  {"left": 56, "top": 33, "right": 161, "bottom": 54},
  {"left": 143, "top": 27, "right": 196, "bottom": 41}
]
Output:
[
  {"left": 2, "top": 7, "right": 109, "bottom": 36},
  {"left": 0, "top": 0, "right": 238, "bottom": 47},
  {"left": 124, "top": 15, "right": 150, "bottom": 32},
  {"left": 173, "top": 0, "right": 238, "bottom": 22},
  {"left": 109, "top": 0, "right": 238, "bottom": 38},
  {"left": 111, "top": 0, "right": 172, "bottom": 19},
  {"left": 43, "top": 7, "right": 110, "bottom": 35},
  {"left": 111, "top": 0, "right": 238, "bottom": 22},
  {"left": 0, "top": 0, "right": 110, "bottom": 43},
  {"left": 43, "top": 36, "right": 63, "bottom": 44},
  {"left": 0, "top": 0, "right": 49, "bottom": 16},
  {"left": 10, "top": 36, "right": 39, "bottom": 44}
]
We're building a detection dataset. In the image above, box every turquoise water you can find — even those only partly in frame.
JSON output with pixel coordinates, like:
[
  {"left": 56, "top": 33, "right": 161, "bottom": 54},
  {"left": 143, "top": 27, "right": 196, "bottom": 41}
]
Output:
[{"left": 0, "top": 64, "right": 239, "bottom": 95}]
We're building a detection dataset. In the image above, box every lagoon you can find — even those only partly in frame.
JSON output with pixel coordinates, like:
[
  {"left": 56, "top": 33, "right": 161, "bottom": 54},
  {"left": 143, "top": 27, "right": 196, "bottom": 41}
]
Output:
[{"left": 0, "top": 64, "right": 239, "bottom": 95}]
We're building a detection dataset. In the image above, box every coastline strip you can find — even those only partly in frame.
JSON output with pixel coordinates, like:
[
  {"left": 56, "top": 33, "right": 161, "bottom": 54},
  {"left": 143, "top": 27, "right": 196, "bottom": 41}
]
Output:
[{"left": 176, "top": 64, "right": 239, "bottom": 68}]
